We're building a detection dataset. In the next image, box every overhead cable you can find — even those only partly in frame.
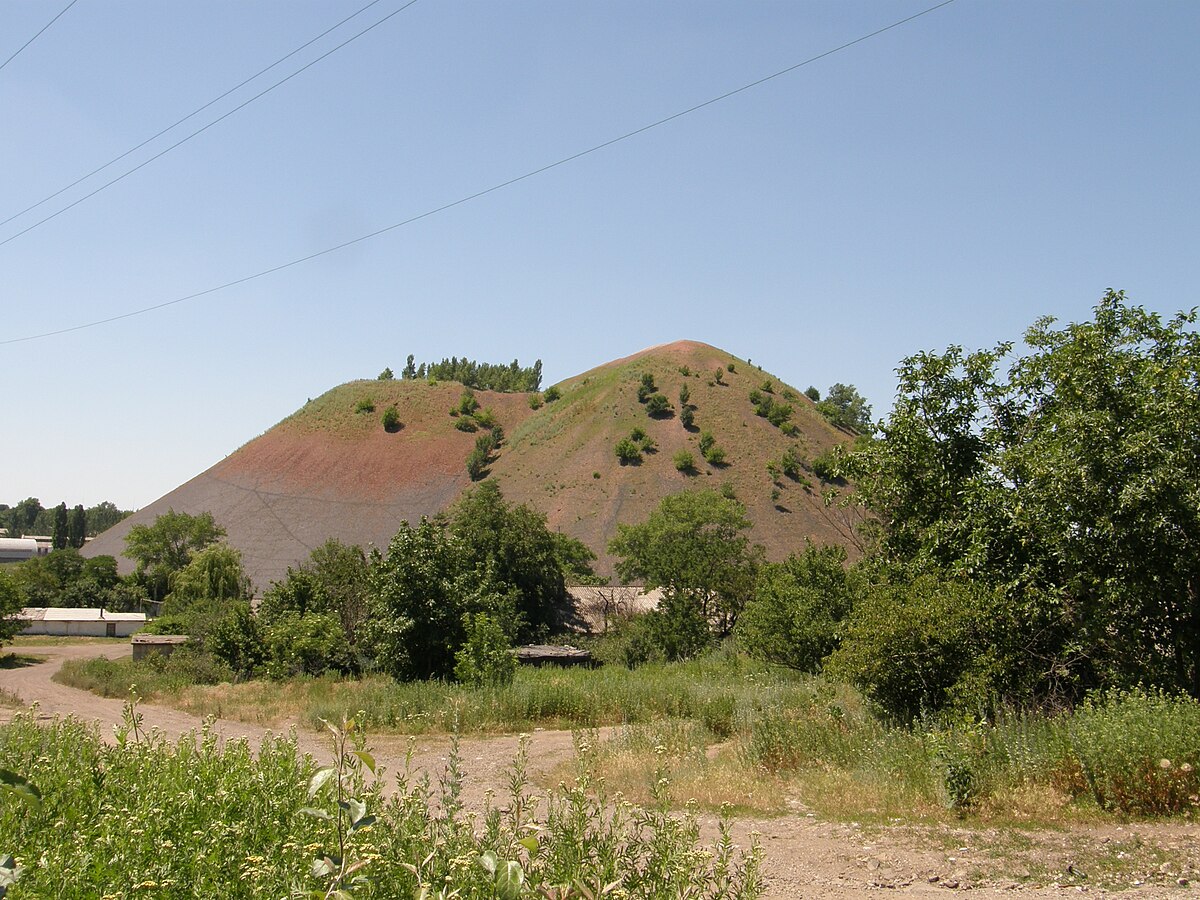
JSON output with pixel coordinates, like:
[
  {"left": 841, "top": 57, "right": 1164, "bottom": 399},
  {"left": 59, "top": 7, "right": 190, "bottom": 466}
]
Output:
[{"left": 1, "top": 0, "right": 958, "bottom": 346}]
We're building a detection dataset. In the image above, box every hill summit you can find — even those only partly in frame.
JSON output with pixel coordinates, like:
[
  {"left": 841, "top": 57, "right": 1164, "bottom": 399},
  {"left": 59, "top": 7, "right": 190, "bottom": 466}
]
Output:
[{"left": 85, "top": 341, "right": 860, "bottom": 589}]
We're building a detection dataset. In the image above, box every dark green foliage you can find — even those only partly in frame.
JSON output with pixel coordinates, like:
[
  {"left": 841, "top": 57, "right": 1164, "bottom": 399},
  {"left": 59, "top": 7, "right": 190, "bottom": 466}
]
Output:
[
  {"left": 816, "top": 383, "right": 873, "bottom": 433},
  {"left": 447, "top": 481, "right": 582, "bottom": 641},
  {"left": 779, "top": 446, "right": 804, "bottom": 480},
  {"left": 811, "top": 447, "right": 845, "bottom": 483},
  {"left": 713, "top": 368, "right": 725, "bottom": 385},
  {"left": 639, "top": 591, "right": 713, "bottom": 663},
  {"left": 805, "top": 386, "right": 821, "bottom": 402},
  {"left": 726, "top": 363, "right": 736, "bottom": 373},
  {"left": 381, "top": 405, "right": 402, "bottom": 431},
  {"left": 454, "top": 417, "right": 478, "bottom": 432},
  {"left": 610, "top": 489, "right": 761, "bottom": 647},
  {"left": 827, "top": 575, "right": 1019, "bottom": 723},
  {"left": 364, "top": 518, "right": 512, "bottom": 681},
  {"left": 766, "top": 402, "right": 793, "bottom": 428},
  {"left": 355, "top": 397, "right": 375, "bottom": 414},
  {"left": 208, "top": 601, "right": 265, "bottom": 678},
  {"left": 542, "top": 385, "right": 561, "bottom": 402},
  {"left": 759, "top": 380, "right": 774, "bottom": 394},
  {"left": 402, "top": 354, "right": 417, "bottom": 379},
  {"left": 7, "top": 551, "right": 142, "bottom": 612},
  {"left": 645, "top": 393, "right": 672, "bottom": 418},
  {"left": 738, "top": 545, "right": 859, "bottom": 672},
  {"left": 68, "top": 505, "right": 86, "bottom": 549},
  {"left": 264, "top": 611, "right": 351, "bottom": 678},
  {"left": 52, "top": 503, "right": 68, "bottom": 550},
  {"left": 636, "top": 373, "right": 657, "bottom": 403},
  {"left": 416, "top": 356, "right": 542, "bottom": 392},
  {"left": 454, "top": 388, "right": 479, "bottom": 416},
  {"left": 673, "top": 450, "right": 695, "bottom": 473},
  {"left": 679, "top": 406, "right": 695, "bottom": 429},
  {"left": 698, "top": 431, "right": 727, "bottom": 465},
  {"left": 678, "top": 384, "right": 690, "bottom": 406},
  {"left": 124, "top": 509, "right": 225, "bottom": 603},
  {"left": 466, "top": 448, "right": 489, "bottom": 480},
  {"left": 678, "top": 365, "right": 691, "bottom": 376},
  {"left": 85, "top": 501, "right": 132, "bottom": 536},
  {"left": 377, "top": 367, "right": 394, "bottom": 380},
  {"left": 454, "top": 613, "right": 517, "bottom": 686},
  {"left": 0, "top": 570, "right": 23, "bottom": 645},
  {"left": 473, "top": 407, "right": 498, "bottom": 429},
  {"left": 258, "top": 539, "right": 371, "bottom": 651},
  {"left": 839, "top": 292, "right": 1200, "bottom": 702},
  {"left": 615, "top": 438, "right": 641, "bottom": 464},
  {"left": 630, "top": 426, "right": 647, "bottom": 443},
  {"left": 528, "top": 392, "right": 543, "bottom": 410}
]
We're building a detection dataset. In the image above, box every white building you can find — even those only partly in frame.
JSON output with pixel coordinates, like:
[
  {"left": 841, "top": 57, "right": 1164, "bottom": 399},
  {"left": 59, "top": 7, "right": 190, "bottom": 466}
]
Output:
[
  {"left": 0, "top": 538, "right": 40, "bottom": 564},
  {"left": 19, "top": 607, "right": 145, "bottom": 638}
]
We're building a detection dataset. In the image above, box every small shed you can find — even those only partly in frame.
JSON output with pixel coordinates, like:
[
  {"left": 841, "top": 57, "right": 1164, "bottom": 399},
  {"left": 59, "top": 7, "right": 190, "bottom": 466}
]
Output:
[
  {"left": 132, "top": 634, "right": 189, "bottom": 661},
  {"left": 19, "top": 607, "right": 145, "bottom": 638}
]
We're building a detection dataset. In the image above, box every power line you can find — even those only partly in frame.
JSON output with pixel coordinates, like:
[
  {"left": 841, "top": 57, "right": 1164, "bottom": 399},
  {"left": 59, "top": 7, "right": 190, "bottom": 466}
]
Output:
[
  {"left": 0, "top": 0, "right": 79, "bottom": 74},
  {"left": 0, "top": 0, "right": 421, "bottom": 249},
  {"left": 1, "top": 0, "right": 958, "bottom": 347},
  {"left": 0, "top": 0, "right": 388, "bottom": 232}
]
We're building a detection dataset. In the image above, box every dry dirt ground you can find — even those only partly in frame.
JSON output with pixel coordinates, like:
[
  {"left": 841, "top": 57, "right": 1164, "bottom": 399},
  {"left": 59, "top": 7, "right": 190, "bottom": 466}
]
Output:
[{"left": 3, "top": 643, "right": 1197, "bottom": 899}]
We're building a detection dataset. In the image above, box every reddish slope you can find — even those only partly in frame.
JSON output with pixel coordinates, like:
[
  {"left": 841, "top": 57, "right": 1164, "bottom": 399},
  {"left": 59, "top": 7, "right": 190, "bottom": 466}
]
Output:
[{"left": 85, "top": 344, "right": 861, "bottom": 591}]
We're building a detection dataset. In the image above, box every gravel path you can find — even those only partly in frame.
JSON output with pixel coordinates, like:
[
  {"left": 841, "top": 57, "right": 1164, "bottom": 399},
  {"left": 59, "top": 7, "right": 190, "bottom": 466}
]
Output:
[{"left": 4, "top": 643, "right": 1196, "bottom": 898}]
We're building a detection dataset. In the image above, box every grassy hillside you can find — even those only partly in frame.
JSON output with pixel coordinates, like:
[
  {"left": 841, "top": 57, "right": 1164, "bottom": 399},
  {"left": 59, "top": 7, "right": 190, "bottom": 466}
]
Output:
[{"left": 84, "top": 342, "right": 859, "bottom": 588}]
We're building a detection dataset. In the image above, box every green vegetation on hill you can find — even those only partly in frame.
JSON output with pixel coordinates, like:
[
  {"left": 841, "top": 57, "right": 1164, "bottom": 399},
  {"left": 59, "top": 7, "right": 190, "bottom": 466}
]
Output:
[
  {"left": 1, "top": 497, "right": 132, "bottom": 539},
  {"left": 400, "top": 354, "right": 543, "bottom": 392}
]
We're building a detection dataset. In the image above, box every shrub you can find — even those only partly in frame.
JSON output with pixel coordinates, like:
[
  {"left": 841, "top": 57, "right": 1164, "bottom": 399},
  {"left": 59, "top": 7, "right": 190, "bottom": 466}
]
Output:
[
  {"left": 645, "top": 394, "right": 672, "bottom": 417},
  {"left": 454, "top": 613, "right": 516, "bottom": 687},
  {"left": 355, "top": 397, "right": 375, "bottom": 414},
  {"left": 698, "top": 431, "right": 715, "bottom": 457},
  {"left": 381, "top": 405, "right": 402, "bottom": 431},
  {"left": 1068, "top": 688, "right": 1200, "bottom": 815},
  {"left": 811, "top": 447, "right": 845, "bottom": 483},
  {"left": 454, "top": 417, "right": 478, "bottom": 432},
  {"left": 630, "top": 426, "right": 647, "bottom": 442},
  {"left": 726, "top": 363, "right": 736, "bottom": 373},
  {"left": 678, "top": 385, "right": 690, "bottom": 406},
  {"left": 678, "top": 365, "right": 691, "bottom": 376},
  {"left": 542, "top": 385, "right": 561, "bottom": 402},
  {"left": 827, "top": 576, "right": 1017, "bottom": 723},
  {"left": 767, "top": 402, "right": 793, "bottom": 428},
  {"left": 679, "top": 406, "right": 695, "bottom": 429},
  {"left": 454, "top": 389, "right": 479, "bottom": 416},
  {"left": 805, "top": 386, "right": 821, "bottom": 402},
  {"left": 673, "top": 450, "right": 695, "bottom": 473},
  {"left": 474, "top": 407, "right": 498, "bottom": 429},
  {"left": 637, "top": 374, "right": 656, "bottom": 403},
  {"left": 378, "top": 367, "right": 394, "bottom": 380},
  {"left": 779, "top": 446, "right": 804, "bottom": 480},
  {"left": 760, "top": 380, "right": 774, "bottom": 394},
  {"left": 466, "top": 448, "right": 489, "bottom": 480},
  {"left": 714, "top": 369, "right": 724, "bottom": 385},
  {"left": 528, "top": 393, "right": 543, "bottom": 410},
  {"left": 703, "top": 444, "right": 726, "bottom": 466},
  {"left": 615, "top": 438, "right": 642, "bottom": 464},
  {"left": 264, "top": 611, "right": 351, "bottom": 679}
]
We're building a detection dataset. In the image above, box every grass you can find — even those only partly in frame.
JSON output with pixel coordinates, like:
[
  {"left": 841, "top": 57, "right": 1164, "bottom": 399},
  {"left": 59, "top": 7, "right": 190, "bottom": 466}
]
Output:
[
  {"left": 10, "top": 634, "right": 129, "bottom": 646},
  {"left": 55, "top": 649, "right": 1200, "bottom": 830},
  {"left": 0, "top": 708, "right": 763, "bottom": 897}
]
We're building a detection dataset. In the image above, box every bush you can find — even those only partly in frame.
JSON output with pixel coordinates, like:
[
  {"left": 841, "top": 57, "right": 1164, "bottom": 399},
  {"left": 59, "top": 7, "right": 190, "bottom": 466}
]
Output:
[
  {"left": 637, "top": 374, "right": 656, "bottom": 403},
  {"left": 542, "top": 385, "right": 561, "bottom": 402},
  {"left": 454, "top": 417, "right": 478, "bottom": 432},
  {"left": 645, "top": 393, "right": 672, "bottom": 418},
  {"left": 264, "top": 611, "right": 351, "bottom": 679},
  {"left": 678, "top": 385, "right": 690, "bottom": 406},
  {"left": 381, "top": 405, "right": 402, "bottom": 431},
  {"left": 474, "top": 407, "right": 498, "bottom": 429},
  {"left": 454, "top": 613, "right": 517, "bottom": 687},
  {"left": 827, "top": 575, "right": 1017, "bottom": 723},
  {"left": 726, "top": 363, "right": 736, "bottom": 373},
  {"left": 615, "top": 438, "right": 642, "bottom": 464},
  {"left": 811, "top": 447, "right": 844, "bottom": 483},
  {"left": 673, "top": 450, "right": 695, "bottom": 473},
  {"left": 355, "top": 397, "right": 375, "bottom": 414},
  {"left": 528, "top": 393, "right": 543, "bottom": 410},
  {"left": 1068, "top": 688, "right": 1200, "bottom": 815},
  {"left": 378, "top": 367, "right": 394, "bottom": 380},
  {"left": 630, "top": 426, "right": 647, "bottom": 442},
  {"left": 466, "top": 448, "right": 489, "bottom": 480},
  {"left": 679, "top": 406, "right": 695, "bottom": 429},
  {"left": 766, "top": 402, "right": 793, "bottom": 428}
]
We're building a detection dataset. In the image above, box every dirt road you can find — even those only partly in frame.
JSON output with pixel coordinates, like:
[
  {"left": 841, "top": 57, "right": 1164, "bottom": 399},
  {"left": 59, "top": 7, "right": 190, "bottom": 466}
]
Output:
[{"left": 4, "top": 643, "right": 1196, "bottom": 898}]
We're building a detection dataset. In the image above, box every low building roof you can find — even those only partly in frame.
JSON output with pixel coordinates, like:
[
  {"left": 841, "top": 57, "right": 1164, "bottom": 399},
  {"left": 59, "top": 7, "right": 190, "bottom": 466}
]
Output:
[{"left": 19, "top": 607, "right": 145, "bottom": 623}]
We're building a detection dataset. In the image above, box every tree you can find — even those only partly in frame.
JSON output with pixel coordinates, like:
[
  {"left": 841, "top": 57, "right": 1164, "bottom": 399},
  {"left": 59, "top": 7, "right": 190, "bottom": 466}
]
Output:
[
  {"left": 259, "top": 539, "right": 371, "bottom": 649},
  {"left": 817, "top": 383, "right": 873, "bottom": 433},
  {"left": 68, "top": 505, "right": 87, "bottom": 549},
  {"left": 363, "top": 518, "right": 513, "bottom": 681},
  {"left": 124, "top": 509, "right": 226, "bottom": 603},
  {"left": 0, "top": 569, "right": 24, "bottom": 646},
  {"left": 52, "top": 503, "right": 68, "bottom": 550},
  {"left": 5, "top": 498, "right": 43, "bottom": 536},
  {"left": 402, "top": 354, "right": 417, "bottom": 379},
  {"left": 377, "top": 367, "right": 395, "bottom": 380},
  {"left": 85, "top": 501, "right": 131, "bottom": 535},
  {"left": 644, "top": 393, "right": 672, "bottom": 418},
  {"left": 839, "top": 291, "right": 1200, "bottom": 702},
  {"left": 381, "top": 405, "right": 402, "bottom": 431},
  {"left": 738, "top": 545, "right": 859, "bottom": 672},
  {"left": 614, "top": 438, "right": 641, "bottom": 464},
  {"left": 447, "top": 481, "right": 584, "bottom": 641},
  {"left": 610, "top": 489, "right": 761, "bottom": 648}
]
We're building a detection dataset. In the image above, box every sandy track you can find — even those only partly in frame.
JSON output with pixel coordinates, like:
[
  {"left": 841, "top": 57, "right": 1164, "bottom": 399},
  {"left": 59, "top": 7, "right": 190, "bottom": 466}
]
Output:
[{"left": 3, "top": 644, "right": 1195, "bottom": 898}]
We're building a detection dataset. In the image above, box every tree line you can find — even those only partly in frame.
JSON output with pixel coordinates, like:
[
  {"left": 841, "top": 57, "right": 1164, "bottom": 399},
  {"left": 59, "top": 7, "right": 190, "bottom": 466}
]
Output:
[
  {"left": 383, "top": 355, "right": 543, "bottom": 392},
  {"left": 1, "top": 499, "right": 131, "bottom": 543}
]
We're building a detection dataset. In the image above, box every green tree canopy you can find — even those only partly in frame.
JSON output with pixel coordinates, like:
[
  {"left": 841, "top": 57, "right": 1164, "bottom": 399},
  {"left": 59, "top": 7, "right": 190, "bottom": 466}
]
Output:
[
  {"left": 609, "top": 489, "right": 761, "bottom": 645},
  {"left": 363, "top": 518, "right": 514, "bottom": 681},
  {"left": 123, "top": 509, "right": 225, "bottom": 602},
  {"left": 0, "top": 569, "right": 24, "bottom": 645},
  {"left": 839, "top": 291, "right": 1200, "bottom": 702},
  {"left": 816, "top": 383, "right": 873, "bottom": 433}
]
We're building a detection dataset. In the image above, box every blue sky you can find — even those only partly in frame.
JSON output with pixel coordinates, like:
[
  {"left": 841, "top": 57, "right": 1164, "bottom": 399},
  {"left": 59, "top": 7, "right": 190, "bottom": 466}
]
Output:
[{"left": 2, "top": 1, "right": 1197, "bottom": 509}]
